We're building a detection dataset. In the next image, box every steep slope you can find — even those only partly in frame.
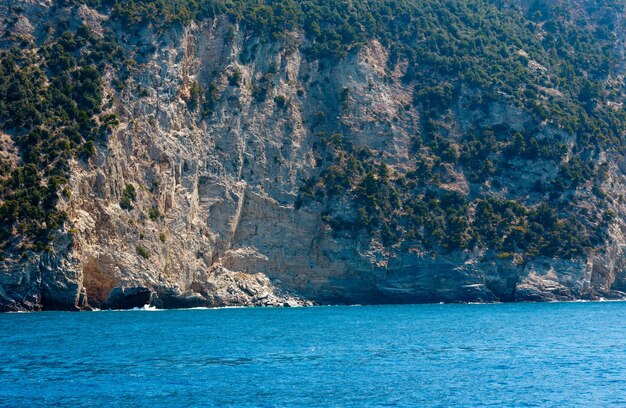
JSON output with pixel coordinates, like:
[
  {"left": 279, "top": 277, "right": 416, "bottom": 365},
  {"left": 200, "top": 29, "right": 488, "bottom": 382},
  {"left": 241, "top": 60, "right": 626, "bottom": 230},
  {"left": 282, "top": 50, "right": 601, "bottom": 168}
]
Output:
[{"left": 0, "top": 0, "right": 625, "bottom": 311}]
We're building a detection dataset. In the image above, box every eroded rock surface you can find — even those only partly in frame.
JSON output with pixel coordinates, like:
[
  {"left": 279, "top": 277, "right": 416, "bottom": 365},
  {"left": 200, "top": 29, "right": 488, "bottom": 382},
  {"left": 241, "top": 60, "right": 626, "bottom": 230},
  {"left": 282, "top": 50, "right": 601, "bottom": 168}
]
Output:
[{"left": 1, "top": 0, "right": 625, "bottom": 311}]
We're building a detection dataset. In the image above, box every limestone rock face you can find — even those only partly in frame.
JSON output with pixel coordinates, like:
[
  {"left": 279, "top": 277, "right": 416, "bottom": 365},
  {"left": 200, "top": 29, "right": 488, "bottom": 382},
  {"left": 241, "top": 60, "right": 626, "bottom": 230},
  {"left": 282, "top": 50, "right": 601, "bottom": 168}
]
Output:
[{"left": 1, "top": 1, "right": 626, "bottom": 311}]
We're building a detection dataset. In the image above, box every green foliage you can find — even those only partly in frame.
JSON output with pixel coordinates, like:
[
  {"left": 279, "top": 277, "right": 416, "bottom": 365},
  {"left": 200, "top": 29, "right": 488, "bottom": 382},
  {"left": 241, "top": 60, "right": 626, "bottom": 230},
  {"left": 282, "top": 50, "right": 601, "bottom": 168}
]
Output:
[
  {"left": 202, "top": 82, "right": 220, "bottom": 116},
  {"left": 0, "top": 26, "right": 123, "bottom": 249},
  {"left": 299, "top": 127, "right": 607, "bottom": 258},
  {"left": 136, "top": 245, "right": 149, "bottom": 259},
  {"left": 149, "top": 207, "right": 160, "bottom": 221},
  {"left": 274, "top": 95, "right": 287, "bottom": 108},
  {"left": 120, "top": 183, "right": 137, "bottom": 210},
  {"left": 228, "top": 68, "right": 242, "bottom": 87},
  {"left": 187, "top": 81, "right": 203, "bottom": 110},
  {"left": 414, "top": 83, "right": 454, "bottom": 114}
]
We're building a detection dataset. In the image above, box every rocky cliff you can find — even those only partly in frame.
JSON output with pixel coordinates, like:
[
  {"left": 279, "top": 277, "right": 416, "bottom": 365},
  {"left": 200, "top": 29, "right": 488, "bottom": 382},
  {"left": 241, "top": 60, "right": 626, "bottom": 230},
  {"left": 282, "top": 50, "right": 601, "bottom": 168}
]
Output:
[{"left": 1, "top": 0, "right": 625, "bottom": 311}]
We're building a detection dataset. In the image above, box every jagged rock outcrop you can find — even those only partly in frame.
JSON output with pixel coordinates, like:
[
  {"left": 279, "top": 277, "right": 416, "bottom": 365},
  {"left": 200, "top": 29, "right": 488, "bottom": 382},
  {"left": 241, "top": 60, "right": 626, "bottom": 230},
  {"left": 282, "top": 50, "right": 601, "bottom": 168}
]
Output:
[{"left": 1, "top": 0, "right": 625, "bottom": 311}]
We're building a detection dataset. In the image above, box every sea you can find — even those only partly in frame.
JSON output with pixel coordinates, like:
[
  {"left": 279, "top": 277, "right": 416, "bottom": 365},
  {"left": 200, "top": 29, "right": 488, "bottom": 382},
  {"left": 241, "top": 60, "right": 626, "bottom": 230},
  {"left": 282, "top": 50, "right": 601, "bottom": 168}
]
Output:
[{"left": 1, "top": 302, "right": 625, "bottom": 407}]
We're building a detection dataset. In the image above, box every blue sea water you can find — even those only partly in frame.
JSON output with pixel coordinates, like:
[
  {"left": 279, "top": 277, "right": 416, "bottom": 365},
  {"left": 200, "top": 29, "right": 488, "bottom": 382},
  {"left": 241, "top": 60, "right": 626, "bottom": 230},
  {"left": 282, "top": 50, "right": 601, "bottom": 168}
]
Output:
[{"left": 1, "top": 302, "right": 626, "bottom": 407}]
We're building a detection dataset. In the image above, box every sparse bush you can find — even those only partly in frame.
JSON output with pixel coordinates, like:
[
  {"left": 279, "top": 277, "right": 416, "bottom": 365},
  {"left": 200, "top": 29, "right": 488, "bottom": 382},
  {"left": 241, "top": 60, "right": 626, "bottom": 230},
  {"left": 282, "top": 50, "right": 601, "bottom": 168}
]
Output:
[
  {"left": 136, "top": 245, "right": 149, "bottom": 259},
  {"left": 120, "top": 184, "right": 137, "bottom": 210}
]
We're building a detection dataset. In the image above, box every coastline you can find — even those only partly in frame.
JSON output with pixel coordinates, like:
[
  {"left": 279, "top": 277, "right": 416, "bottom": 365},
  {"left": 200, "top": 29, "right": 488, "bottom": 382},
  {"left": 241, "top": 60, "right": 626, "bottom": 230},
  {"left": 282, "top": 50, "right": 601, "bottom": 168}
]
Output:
[{"left": 5, "top": 296, "right": 626, "bottom": 314}]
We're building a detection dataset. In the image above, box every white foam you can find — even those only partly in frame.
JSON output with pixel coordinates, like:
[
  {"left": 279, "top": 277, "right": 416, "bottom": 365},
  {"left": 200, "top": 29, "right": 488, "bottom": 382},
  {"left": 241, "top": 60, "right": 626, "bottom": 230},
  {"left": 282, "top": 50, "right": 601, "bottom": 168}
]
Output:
[{"left": 130, "top": 304, "right": 160, "bottom": 311}]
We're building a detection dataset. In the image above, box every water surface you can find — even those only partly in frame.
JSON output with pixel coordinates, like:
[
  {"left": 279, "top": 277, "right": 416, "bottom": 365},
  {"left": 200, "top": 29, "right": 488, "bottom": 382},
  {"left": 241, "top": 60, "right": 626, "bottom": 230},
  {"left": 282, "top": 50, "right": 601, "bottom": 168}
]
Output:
[{"left": 1, "top": 302, "right": 625, "bottom": 407}]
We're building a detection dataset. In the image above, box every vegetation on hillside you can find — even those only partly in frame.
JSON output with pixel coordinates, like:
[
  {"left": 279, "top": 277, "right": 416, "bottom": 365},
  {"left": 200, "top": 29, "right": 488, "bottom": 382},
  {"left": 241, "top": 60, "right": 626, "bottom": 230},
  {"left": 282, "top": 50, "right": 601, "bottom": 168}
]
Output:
[
  {"left": 297, "top": 131, "right": 610, "bottom": 259},
  {"left": 88, "top": 0, "right": 624, "bottom": 155},
  {"left": 0, "top": 27, "right": 123, "bottom": 252},
  {"left": 1, "top": 0, "right": 624, "bottom": 260}
]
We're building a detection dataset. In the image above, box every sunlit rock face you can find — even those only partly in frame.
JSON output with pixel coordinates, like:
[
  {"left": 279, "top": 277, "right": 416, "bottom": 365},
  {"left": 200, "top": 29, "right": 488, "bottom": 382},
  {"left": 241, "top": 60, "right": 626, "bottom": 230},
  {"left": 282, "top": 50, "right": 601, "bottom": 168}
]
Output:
[{"left": 1, "top": 0, "right": 625, "bottom": 310}]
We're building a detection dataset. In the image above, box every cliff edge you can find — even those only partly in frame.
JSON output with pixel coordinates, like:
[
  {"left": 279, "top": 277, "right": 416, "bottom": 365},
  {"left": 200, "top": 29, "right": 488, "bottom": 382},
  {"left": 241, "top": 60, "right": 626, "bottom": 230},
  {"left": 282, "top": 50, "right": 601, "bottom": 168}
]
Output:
[{"left": 1, "top": 0, "right": 625, "bottom": 310}]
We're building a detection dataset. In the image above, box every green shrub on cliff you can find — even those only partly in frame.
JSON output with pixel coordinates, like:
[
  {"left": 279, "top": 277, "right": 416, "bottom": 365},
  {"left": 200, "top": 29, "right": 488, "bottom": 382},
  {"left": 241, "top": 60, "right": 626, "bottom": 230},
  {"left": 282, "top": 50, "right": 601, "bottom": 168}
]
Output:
[
  {"left": 0, "top": 26, "right": 123, "bottom": 250},
  {"left": 120, "top": 184, "right": 137, "bottom": 210},
  {"left": 136, "top": 245, "right": 150, "bottom": 259}
]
